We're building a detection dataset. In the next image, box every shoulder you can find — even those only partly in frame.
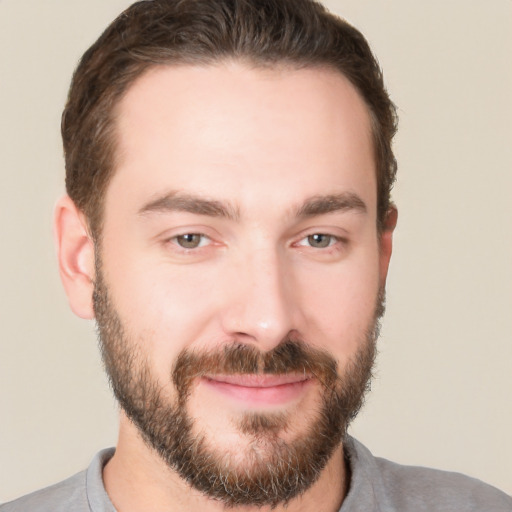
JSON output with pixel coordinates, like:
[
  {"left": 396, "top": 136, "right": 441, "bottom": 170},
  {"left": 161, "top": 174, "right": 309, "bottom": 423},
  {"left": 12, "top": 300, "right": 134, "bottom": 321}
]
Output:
[
  {"left": 373, "top": 455, "right": 512, "bottom": 512},
  {"left": 0, "top": 471, "right": 88, "bottom": 512},
  {"left": 0, "top": 448, "right": 115, "bottom": 512},
  {"left": 344, "top": 437, "right": 512, "bottom": 512}
]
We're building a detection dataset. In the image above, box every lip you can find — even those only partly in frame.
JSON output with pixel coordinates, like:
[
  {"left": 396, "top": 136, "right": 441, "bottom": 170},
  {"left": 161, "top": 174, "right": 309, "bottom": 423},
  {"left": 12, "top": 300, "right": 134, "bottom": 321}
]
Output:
[{"left": 201, "top": 373, "right": 313, "bottom": 407}]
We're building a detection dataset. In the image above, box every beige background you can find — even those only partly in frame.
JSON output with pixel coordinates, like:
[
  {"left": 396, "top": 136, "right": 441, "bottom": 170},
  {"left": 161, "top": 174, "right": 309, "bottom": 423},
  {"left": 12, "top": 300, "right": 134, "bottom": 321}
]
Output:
[{"left": 1, "top": 0, "right": 511, "bottom": 503}]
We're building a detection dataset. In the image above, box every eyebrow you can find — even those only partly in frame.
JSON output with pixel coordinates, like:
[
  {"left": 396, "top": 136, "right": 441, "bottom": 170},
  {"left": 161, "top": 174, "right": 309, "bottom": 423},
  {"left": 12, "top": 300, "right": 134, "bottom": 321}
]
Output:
[
  {"left": 138, "top": 191, "right": 240, "bottom": 221},
  {"left": 295, "top": 192, "right": 367, "bottom": 218},
  {"left": 138, "top": 190, "right": 366, "bottom": 221}
]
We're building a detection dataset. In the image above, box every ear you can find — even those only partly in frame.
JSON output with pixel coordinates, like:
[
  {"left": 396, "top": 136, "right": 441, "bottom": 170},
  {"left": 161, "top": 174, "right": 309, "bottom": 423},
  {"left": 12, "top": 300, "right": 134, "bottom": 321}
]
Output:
[
  {"left": 378, "top": 206, "right": 398, "bottom": 288},
  {"left": 54, "top": 195, "right": 96, "bottom": 319}
]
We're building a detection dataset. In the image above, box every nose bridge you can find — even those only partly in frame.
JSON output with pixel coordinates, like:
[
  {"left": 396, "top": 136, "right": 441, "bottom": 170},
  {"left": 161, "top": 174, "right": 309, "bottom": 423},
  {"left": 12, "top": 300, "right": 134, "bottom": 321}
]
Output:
[{"left": 222, "top": 242, "right": 296, "bottom": 350}]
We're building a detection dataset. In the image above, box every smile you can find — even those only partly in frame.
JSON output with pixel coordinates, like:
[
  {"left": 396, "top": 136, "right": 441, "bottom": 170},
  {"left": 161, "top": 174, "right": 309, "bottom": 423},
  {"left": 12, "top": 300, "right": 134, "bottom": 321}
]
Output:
[{"left": 201, "top": 373, "right": 313, "bottom": 407}]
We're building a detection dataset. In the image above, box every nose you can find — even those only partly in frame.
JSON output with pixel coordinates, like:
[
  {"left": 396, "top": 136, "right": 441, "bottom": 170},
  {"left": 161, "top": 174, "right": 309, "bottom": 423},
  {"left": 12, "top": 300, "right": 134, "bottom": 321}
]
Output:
[{"left": 219, "top": 248, "right": 299, "bottom": 352}]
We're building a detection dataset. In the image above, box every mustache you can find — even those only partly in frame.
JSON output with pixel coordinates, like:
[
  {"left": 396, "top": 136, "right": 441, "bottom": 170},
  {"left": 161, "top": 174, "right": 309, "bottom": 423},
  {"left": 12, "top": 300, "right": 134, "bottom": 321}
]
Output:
[{"left": 172, "top": 340, "right": 339, "bottom": 399}]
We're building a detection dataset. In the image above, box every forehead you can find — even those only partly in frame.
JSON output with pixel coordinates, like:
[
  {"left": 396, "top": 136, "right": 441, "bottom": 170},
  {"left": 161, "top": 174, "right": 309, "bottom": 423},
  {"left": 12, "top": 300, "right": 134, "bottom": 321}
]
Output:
[{"left": 109, "top": 62, "right": 376, "bottom": 216}]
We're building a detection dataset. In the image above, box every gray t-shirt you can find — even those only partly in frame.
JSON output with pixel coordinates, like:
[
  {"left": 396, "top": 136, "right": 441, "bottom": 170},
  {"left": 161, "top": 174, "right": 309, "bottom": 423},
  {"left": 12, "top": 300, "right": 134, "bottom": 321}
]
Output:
[{"left": 2, "top": 438, "right": 511, "bottom": 511}]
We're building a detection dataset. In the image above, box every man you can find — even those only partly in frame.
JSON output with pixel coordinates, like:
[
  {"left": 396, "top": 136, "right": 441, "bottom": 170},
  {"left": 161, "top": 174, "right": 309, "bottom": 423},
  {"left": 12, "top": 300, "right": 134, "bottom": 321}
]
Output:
[{"left": 1, "top": 0, "right": 510, "bottom": 511}]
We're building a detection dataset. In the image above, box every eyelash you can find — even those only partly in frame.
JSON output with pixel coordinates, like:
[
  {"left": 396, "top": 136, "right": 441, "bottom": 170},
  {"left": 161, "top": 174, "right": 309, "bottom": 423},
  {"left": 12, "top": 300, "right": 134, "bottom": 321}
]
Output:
[
  {"left": 167, "top": 232, "right": 346, "bottom": 253},
  {"left": 170, "top": 233, "right": 211, "bottom": 250},
  {"left": 295, "top": 233, "right": 342, "bottom": 249}
]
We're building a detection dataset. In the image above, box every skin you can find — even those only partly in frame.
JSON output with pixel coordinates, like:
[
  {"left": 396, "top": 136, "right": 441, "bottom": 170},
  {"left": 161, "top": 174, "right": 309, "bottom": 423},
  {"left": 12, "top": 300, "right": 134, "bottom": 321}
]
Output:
[{"left": 55, "top": 62, "right": 396, "bottom": 511}]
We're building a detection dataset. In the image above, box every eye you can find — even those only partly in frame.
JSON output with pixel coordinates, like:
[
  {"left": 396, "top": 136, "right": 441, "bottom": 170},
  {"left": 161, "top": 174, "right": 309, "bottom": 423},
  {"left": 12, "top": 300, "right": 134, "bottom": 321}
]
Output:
[
  {"left": 300, "top": 233, "right": 338, "bottom": 249},
  {"left": 173, "top": 233, "right": 209, "bottom": 249}
]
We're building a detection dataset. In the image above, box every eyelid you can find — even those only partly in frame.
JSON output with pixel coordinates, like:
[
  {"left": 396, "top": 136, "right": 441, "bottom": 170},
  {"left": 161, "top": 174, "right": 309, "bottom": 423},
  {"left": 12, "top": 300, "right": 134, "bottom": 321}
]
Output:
[
  {"left": 295, "top": 233, "right": 341, "bottom": 248},
  {"left": 155, "top": 223, "right": 219, "bottom": 243},
  {"left": 168, "top": 232, "right": 212, "bottom": 249},
  {"left": 182, "top": 234, "right": 206, "bottom": 245},
  {"left": 291, "top": 224, "right": 349, "bottom": 243}
]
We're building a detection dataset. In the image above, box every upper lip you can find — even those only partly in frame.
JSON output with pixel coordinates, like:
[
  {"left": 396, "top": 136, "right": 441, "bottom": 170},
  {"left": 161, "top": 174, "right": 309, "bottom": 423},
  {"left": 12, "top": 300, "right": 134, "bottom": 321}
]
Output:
[{"left": 204, "top": 374, "right": 311, "bottom": 388}]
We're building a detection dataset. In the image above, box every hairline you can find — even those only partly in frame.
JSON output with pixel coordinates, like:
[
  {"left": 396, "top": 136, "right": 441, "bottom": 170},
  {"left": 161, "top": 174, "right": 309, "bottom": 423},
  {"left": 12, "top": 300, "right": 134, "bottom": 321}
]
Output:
[{"left": 83, "top": 57, "right": 386, "bottom": 242}]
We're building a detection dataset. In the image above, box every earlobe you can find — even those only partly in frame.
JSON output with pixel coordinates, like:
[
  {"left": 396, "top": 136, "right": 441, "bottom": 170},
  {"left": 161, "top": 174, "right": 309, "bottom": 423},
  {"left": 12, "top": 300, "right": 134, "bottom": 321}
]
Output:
[
  {"left": 54, "top": 195, "right": 96, "bottom": 319},
  {"left": 379, "top": 206, "right": 398, "bottom": 287}
]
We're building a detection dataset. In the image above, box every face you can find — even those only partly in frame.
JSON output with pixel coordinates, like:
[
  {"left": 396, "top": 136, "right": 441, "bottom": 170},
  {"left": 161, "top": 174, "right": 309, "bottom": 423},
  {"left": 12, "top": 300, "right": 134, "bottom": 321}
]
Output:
[{"left": 94, "top": 62, "right": 391, "bottom": 506}]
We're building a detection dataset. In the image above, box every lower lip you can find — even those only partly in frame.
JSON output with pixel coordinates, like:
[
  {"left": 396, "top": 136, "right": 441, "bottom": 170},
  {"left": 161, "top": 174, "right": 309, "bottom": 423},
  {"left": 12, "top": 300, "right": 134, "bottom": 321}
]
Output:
[{"left": 202, "top": 377, "right": 312, "bottom": 407}]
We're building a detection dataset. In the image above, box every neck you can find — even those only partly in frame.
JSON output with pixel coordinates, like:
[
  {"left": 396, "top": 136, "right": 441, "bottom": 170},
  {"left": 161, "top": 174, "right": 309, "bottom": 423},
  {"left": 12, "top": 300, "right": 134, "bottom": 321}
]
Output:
[{"left": 103, "top": 415, "right": 348, "bottom": 512}]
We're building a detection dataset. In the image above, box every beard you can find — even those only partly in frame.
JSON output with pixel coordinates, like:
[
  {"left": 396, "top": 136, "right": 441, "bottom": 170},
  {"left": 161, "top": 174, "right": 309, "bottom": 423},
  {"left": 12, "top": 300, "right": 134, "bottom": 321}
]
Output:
[{"left": 93, "top": 265, "right": 383, "bottom": 507}]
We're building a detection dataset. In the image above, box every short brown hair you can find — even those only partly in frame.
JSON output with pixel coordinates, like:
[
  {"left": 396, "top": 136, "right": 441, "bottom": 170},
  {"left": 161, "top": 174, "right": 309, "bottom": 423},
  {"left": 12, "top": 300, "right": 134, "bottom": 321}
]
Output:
[{"left": 62, "top": 0, "right": 397, "bottom": 237}]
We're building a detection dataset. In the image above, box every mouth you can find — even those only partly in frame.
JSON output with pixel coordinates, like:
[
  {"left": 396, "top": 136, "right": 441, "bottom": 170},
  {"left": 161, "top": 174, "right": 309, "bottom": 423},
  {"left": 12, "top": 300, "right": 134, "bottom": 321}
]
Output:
[{"left": 201, "top": 373, "right": 313, "bottom": 407}]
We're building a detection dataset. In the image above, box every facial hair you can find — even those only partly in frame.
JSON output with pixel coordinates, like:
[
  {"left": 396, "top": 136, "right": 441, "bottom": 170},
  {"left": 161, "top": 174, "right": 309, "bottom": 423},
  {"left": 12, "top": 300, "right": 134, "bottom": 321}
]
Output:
[{"left": 93, "top": 265, "right": 383, "bottom": 507}]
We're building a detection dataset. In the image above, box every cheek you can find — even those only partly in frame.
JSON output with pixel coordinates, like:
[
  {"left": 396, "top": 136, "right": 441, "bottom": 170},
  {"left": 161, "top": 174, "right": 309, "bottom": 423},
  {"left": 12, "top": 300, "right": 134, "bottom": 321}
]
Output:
[
  {"left": 296, "top": 248, "right": 380, "bottom": 362},
  {"left": 99, "top": 248, "right": 225, "bottom": 374}
]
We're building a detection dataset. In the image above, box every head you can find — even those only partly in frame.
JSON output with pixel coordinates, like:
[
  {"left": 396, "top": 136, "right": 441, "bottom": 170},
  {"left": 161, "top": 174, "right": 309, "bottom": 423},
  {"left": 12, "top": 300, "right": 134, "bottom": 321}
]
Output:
[
  {"left": 56, "top": 0, "right": 398, "bottom": 508},
  {"left": 62, "top": 0, "right": 397, "bottom": 240}
]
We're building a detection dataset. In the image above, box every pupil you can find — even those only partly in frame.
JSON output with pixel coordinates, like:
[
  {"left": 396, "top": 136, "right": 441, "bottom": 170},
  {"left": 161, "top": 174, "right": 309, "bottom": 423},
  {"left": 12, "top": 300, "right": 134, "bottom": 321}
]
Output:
[
  {"left": 308, "top": 234, "right": 330, "bottom": 248},
  {"left": 178, "top": 234, "right": 200, "bottom": 248}
]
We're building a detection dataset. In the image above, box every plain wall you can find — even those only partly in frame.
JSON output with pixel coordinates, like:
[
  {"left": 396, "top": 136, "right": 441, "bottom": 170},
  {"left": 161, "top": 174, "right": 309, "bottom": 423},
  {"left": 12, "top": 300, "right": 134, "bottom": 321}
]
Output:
[{"left": 1, "top": 0, "right": 511, "bottom": 502}]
